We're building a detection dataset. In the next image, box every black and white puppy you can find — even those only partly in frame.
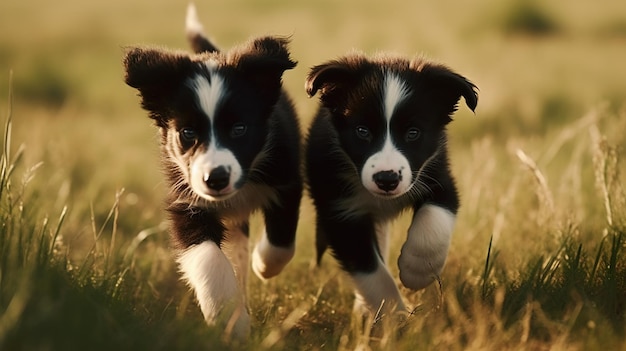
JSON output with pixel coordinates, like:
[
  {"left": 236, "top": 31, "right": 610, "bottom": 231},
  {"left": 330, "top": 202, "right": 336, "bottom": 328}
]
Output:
[
  {"left": 123, "top": 5, "right": 302, "bottom": 337},
  {"left": 305, "top": 53, "right": 477, "bottom": 318}
]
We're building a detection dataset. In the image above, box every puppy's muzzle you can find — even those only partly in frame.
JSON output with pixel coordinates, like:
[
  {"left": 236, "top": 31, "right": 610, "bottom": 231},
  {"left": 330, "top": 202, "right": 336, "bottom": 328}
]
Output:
[
  {"left": 204, "top": 166, "right": 230, "bottom": 191},
  {"left": 373, "top": 170, "right": 400, "bottom": 192}
]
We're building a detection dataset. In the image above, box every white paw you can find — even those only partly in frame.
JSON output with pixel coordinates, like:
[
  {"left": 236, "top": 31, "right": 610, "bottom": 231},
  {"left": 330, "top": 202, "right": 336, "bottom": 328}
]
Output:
[
  {"left": 177, "top": 241, "right": 250, "bottom": 339},
  {"left": 398, "top": 204, "right": 455, "bottom": 290},
  {"left": 252, "top": 232, "right": 294, "bottom": 280},
  {"left": 351, "top": 264, "right": 406, "bottom": 316}
]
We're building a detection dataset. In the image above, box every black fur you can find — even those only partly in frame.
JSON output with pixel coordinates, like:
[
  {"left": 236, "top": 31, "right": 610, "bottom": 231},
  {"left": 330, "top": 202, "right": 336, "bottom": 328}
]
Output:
[
  {"left": 124, "top": 38, "right": 302, "bottom": 251},
  {"left": 123, "top": 8, "right": 302, "bottom": 336},
  {"left": 305, "top": 52, "right": 477, "bottom": 314}
]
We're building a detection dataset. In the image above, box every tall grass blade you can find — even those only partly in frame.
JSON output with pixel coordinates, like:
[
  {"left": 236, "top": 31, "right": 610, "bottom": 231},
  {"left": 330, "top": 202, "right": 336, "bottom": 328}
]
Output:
[
  {"left": 516, "top": 148, "right": 554, "bottom": 214},
  {"left": 49, "top": 206, "right": 67, "bottom": 257},
  {"left": 0, "top": 71, "right": 14, "bottom": 201},
  {"left": 589, "top": 237, "right": 605, "bottom": 283},
  {"left": 482, "top": 235, "right": 494, "bottom": 299}
]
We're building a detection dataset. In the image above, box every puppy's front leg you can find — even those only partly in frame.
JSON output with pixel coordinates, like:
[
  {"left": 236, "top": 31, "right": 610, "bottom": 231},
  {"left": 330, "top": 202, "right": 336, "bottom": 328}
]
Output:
[
  {"left": 351, "top": 262, "right": 406, "bottom": 318},
  {"left": 398, "top": 203, "right": 455, "bottom": 290},
  {"left": 169, "top": 207, "right": 250, "bottom": 338},
  {"left": 178, "top": 241, "right": 251, "bottom": 338},
  {"left": 252, "top": 185, "right": 301, "bottom": 280},
  {"left": 319, "top": 214, "right": 407, "bottom": 316}
]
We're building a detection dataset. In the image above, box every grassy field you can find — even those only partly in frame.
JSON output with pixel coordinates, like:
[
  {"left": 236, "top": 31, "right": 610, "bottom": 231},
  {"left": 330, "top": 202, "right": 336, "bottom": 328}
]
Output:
[{"left": 1, "top": 0, "right": 625, "bottom": 349}]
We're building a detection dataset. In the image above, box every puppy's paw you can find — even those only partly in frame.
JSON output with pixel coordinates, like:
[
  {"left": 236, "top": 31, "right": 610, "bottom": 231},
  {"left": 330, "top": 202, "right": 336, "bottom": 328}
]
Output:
[
  {"left": 252, "top": 233, "right": 294, "bottom": 280},
  {"left": 397, "top": 204, "right": 454, "bottom": 290},
  {"left": 177, "top": 241, "right": 250, "bottom": 339},
  {"left": 398, "top": 243, "right": 447, "bottom": 290}
]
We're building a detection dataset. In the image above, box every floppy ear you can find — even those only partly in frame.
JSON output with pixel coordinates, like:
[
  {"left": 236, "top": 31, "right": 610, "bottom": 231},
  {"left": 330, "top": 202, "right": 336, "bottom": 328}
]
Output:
[
  {"left": 123, "top": 47, "right": 196, "bottom": 125},
  {"left": 418, "top": 64, "right": 478, "bottom": 122},
  {"left": 305, "top": 59, "right": 363, "bottom": 110},
  {"left": 231, "top": 37, "right": 297, "bottom": 105}
]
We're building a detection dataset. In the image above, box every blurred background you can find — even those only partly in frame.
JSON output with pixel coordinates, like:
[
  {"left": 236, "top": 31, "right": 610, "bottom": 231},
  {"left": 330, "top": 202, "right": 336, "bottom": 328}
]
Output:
[{"left": 1, "top": 0, "right": 624, "bottom": 257}]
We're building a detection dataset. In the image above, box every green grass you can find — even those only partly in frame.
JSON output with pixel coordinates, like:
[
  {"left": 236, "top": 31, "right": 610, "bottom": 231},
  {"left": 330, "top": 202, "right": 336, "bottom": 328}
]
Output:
[{"left": 1, "top": 0, "right": 626, "bottom": 349}]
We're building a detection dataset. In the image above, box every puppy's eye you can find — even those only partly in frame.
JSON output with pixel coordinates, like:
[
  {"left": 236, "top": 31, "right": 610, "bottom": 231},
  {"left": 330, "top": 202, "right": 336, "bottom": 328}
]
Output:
[
  {"left": 405, "top": 128, "right": 420, "bottom": 141},
  {"left": 231, "top": 123, "right": 247, "bottom": 138},
  {"left": 179, "top": 128, "right": 197, "bottom": 143},
  {"left": 355, "top": 126, "right": 371, "bottom": 141}
]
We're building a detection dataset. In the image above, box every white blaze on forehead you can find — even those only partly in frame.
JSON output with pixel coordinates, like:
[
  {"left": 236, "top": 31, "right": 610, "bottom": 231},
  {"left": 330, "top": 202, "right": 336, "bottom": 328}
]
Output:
[
  {"left": 185, "top": 65, "right": 243, "bottom": 200},
  {"left": 187, "top": 64, "right": 225, "bottom": 122},
  {"left": 359, "top": 72, "right": 413, "bottom": 198},
  {"left": 383, "top": 72, "right": 411, "bottom": 122}
]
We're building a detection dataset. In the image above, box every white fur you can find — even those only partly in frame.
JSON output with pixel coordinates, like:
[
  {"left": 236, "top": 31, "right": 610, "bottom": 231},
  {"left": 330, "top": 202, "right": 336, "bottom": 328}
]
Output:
[
  {"left": 360, "top": 138, "right": 412, "bottom": 197},
  {"left": 177, "top": 241, "right": 250, "bottom": 338},
  {"left": 252, "top": 231, "right": 295, "bottom": 280},
  {"left": 383, "top": 72, "right": 410, "bottom": 122},
  {"left": 185, "top": 3, "right": 204, "bottom": 36},
  {"left": 359, "top": 72, "right": 413, "bottom": 197},
  {"left": 187, "top": 72, "right": 225, "bottom": 123},
  {"left": 352, "top": 262, "right": 406, "bottom": 317},
  {"left": 185, "top": 73, "right": 245, "bottom": 200},
  {"left": 189, "top": 140, "right": 243, "bottom": 200},
  {"left": 398, "top": 204, "right": 455, "bottom": 290}
]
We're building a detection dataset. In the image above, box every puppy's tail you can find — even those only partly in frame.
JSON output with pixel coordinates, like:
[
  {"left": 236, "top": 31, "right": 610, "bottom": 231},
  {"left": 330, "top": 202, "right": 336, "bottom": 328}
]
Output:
[{"left": 186, "top": 3, "right": 219, "bottom": 54}]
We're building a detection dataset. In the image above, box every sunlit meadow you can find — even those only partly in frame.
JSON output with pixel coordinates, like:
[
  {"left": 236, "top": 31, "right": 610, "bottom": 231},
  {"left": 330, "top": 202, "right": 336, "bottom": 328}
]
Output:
[{"left": 1, "top": 0, "right": 625, "bottom": 349}]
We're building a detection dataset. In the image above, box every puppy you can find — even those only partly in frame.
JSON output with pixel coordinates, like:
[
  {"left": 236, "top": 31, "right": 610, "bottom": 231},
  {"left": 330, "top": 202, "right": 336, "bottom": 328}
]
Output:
[
  {"left": 305, "top": 53, "right": 477, "bottom": 319},
  {"left": 123, "top": 4, "right": 302, "bottom": 338}
]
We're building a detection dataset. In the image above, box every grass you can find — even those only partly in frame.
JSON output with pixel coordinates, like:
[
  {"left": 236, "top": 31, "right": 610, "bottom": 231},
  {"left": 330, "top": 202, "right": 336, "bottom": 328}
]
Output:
[{"left": 1, "top": 0, "right": 626, "bottom": 349}]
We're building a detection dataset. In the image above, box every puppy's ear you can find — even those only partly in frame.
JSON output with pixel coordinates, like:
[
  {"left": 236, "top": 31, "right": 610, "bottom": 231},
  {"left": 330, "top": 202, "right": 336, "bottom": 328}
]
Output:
[
  {"left": 305, "top": 59, "right": 363, "bottom": 110},
  {"left": 418, "top": 63, "right": 478, "bottom": 122},
  {"left": 123, "top": 47, "right": 195, "bottom": 125},
  {"left": 231, "top": 37, "right": 296, "bottom": 104}
]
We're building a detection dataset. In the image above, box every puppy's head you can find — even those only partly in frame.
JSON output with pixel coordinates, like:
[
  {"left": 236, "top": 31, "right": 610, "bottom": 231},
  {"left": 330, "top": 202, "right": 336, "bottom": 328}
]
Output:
[
  {"left": 124, "top": 37, "right": 296, "bottom": 201},
  {"left": 306, "top": 54, "right": 477, "bottom": 198}
]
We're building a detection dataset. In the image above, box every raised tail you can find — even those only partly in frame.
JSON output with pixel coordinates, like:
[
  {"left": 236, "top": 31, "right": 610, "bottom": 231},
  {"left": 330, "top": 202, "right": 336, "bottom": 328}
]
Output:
[{"left": 186, "top": 3, "right": 219, "bottom": 54}]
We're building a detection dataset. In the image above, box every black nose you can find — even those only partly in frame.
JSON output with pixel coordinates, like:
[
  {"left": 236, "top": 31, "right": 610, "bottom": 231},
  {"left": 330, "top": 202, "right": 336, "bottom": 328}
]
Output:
[
  {"left": 373, "top": 170, "right": 400, "bottom": 192},
  {"left": 205, "top": 166, "right": 230, "bottom": 191}
]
